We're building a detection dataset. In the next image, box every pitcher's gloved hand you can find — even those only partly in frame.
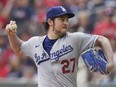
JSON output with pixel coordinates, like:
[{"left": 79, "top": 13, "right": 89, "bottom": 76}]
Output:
[{"left": 81, "top": 48, "right": 110, "bottom": 75}]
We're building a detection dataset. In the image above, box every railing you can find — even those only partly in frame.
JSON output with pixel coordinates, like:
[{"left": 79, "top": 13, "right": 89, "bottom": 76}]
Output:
[
  {"left": 0, "top": 78, "right": 38, "bottom": 87},
  {"left": 0, "top": 79, "right": 116, "bottom": 87}
]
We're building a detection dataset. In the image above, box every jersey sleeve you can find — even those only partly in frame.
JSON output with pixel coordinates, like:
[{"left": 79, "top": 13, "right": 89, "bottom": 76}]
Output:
[
  {"left": 20, "top": 37, "right": 38, "bottom": 58},
  {"left": 79, "top": 33, "right": 99, "bottom": 53},
  {"left": 70, "top": 32, "right": 99, "bottom": 53}
]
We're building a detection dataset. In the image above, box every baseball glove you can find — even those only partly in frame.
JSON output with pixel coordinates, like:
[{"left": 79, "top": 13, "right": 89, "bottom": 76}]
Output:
[{"left": 81, "top": 48, "right": 109, "bottom": 75}]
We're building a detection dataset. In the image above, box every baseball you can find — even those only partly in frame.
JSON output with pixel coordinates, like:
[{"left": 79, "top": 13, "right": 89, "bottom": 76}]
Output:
[{"left": 9, "top": 24, "right": 17, "bottom": 31}]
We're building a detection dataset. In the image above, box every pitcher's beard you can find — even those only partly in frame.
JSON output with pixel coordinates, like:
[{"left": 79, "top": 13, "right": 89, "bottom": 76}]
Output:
[{"left": 54, "top": 29, "right": 67, "bottom": 38}]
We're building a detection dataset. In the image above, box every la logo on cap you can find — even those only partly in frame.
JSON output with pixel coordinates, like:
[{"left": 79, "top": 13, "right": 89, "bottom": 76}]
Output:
[{"left": 61, "top": 6, "right": 66, "bottom": 12}]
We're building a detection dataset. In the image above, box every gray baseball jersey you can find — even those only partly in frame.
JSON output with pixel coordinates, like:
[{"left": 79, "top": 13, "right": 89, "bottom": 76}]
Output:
[{"left": 21, "top": 32, "right": 98, "bottom": 87}]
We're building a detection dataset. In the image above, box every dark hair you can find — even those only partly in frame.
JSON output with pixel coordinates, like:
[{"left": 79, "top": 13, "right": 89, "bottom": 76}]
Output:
[
  {"left": 42, "top": 22, "right": 49, "bottom": 31},
  {"left": 42, "top": 18, "right": 55, "bottom": 31}
]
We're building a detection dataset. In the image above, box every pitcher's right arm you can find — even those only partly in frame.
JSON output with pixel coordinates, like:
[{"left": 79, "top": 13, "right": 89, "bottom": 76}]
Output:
[{"left": 5, "top": 21, "right": 26, "bottom": 58}]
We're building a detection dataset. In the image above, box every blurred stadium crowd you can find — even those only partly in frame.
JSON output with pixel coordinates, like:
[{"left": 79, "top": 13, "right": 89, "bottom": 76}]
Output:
[{"left": 0, "top": 0, "right": 116, "bottom": 85}]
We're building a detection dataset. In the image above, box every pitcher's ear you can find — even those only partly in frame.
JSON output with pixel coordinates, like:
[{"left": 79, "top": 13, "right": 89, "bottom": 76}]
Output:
[{"left": 48, "top": 18, "right": 54, "bottom": 26}]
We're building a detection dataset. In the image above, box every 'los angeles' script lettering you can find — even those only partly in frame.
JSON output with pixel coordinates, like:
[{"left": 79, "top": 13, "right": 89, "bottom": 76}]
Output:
[{"left": 34, "top": 45, "right": 73, "bottom": 65}]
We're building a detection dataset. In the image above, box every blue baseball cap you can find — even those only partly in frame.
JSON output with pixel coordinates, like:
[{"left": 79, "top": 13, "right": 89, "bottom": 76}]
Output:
[{"left": 46, "top": 6, "right": 75, "bottom": 21}]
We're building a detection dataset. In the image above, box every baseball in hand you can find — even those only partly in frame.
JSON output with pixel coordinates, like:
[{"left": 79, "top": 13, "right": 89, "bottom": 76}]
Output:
[
  {"left": 6, "top": 21, "right": 17, "bottom": 31},
  {"left": 9, "top": 23, "right": 17, "bottom": 31}
]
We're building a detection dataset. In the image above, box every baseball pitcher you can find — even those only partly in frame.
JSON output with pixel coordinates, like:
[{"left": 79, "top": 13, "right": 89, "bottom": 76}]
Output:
[{"left": 5, "top": 6, "right": 114, "bottom": 87}]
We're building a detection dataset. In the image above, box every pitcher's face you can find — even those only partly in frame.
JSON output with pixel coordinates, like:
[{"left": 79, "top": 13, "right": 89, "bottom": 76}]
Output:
[{"left": 50, "top": 15, "right": 69, "bottom": 37}]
